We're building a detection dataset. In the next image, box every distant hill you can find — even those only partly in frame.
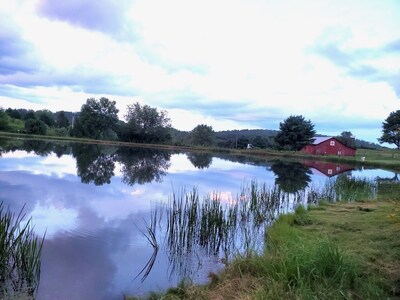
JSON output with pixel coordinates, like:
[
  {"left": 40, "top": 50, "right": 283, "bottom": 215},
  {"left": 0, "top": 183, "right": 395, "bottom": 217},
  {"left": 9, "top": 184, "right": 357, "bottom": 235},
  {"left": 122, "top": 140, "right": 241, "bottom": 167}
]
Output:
[
  {"left": 170, "top": 128, "right": 386, "bottom": 150},
  {"left": 317, "top": 134, "right": 386, "bottom": 150},
  {"left": 347, "top": 138, "right": 386, "bottom": 150},
  {"left": 214, "top": 129, "right": 278, "bottom": 148}
]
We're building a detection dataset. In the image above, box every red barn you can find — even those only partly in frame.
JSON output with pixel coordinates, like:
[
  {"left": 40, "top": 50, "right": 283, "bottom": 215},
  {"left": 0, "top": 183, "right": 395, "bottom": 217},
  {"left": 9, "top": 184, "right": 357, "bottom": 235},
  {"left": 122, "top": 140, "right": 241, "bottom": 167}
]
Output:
[{"left": 302, "top": 137, "right": 356, "bottom": 157}]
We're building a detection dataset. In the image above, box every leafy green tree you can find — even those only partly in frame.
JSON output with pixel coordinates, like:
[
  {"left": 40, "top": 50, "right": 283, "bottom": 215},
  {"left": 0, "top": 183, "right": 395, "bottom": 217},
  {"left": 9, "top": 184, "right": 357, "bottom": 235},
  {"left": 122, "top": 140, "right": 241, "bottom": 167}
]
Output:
[
  {"left": 119, "top": 102, "right": 171, "bottom": 143},
  {"left": 252, "top": 135, "right": 268, "bottom": 148},
  {"left": 189, "top": 124, "right": 215, "bottom": 146},
  {"left": 274, "top": 115, "right": 316, "bottom": 151},
  {"left": 5, "top": 108, "right": 22, "bottom": 119},
  {"left": 378, "top": 110, "right": 400, "bottom": 149},
  {"left": 37, "top": 110, "right": 55, "bottom": 127},
  {"left": 69, "top": 116, "right": 84, "bottom": 138},
  {"left": 55, "top": 111, "right": 70, "bottom": 128},
  {"left": 336, "top": 131, "right": 355, "bottom": 148},
  {"left": 0, "top": 109, "right": 12, "bottom": 131},
  {"left": 236, "top": 135, "right": 250, "bottom": 149},
  {"left": 23, "top": 110, "right": 36, "bottom": 121},
  {"left": 71, "top": 97, "right": 119, "bottom": 139},
  {"left": 24, "top": 119, "right": 47, "bottom": 135}
]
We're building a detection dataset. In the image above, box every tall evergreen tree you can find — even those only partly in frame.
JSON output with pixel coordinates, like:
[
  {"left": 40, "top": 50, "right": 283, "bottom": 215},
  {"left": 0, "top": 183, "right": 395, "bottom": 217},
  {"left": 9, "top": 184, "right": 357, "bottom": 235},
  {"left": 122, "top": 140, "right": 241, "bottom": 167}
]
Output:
[{"left": 274, "top": 115, "right": 316, "bottom": 151}]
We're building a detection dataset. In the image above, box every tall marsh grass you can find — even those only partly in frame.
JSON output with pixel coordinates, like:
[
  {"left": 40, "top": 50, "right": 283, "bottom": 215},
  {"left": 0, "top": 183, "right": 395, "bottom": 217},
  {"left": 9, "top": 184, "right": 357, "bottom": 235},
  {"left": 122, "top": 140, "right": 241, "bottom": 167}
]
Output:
[
  {"left": 308, "top": 174, "right": 377, "bottom": 204},
  {"left": 162, "top": 182, "right": 306, "bottom": 278},
  {"left": 0, "top": 203, "right": 44, "bottom": 298},
  {"left": 151, "top": 176, "right": 383, "bottom": 280},
  {"left": 134, "top": 176, "right": 396, "bottom": 299}
]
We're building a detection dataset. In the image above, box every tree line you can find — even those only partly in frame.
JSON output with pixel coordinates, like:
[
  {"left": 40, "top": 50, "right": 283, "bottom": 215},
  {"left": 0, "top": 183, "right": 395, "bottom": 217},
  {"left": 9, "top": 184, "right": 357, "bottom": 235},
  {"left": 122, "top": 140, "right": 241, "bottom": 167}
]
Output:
[
  {"left": 1, "top": 97, "right": 398, "bottom": 149},
  {"left": 0, "top": 138, "right": 329, "bottom": 193}
]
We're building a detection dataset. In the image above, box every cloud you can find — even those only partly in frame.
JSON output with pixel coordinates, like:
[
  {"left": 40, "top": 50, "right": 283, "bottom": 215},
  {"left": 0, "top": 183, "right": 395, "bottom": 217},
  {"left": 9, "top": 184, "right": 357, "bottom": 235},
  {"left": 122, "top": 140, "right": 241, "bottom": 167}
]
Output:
[
  {"left": 0, "top": 15, "right": 40, "bottom": 76},
  {"left": 313, "top": 42, "right": 378, "bottom": 77},
  {"left": 37, "top": 0, "right": 135, "bottom": 39},
  {"left": 313, "top": 37, "right": 400, "bottom": 97},
  {"left": 384, "top": 39, "right": 400, "bottom": 53},
  {"left": 1, "top": 0, "right": 400, "bottom": 144}
]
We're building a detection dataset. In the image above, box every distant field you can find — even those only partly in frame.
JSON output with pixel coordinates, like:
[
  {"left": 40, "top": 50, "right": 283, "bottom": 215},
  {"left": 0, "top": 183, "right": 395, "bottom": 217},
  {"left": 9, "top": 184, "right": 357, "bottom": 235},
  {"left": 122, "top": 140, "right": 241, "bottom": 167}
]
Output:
[
  {"left": 356, "top": 148, "right": 400, "bottom": 160},
  {"left": 355, "top": 148, "right": 400, "bottom": 171}
]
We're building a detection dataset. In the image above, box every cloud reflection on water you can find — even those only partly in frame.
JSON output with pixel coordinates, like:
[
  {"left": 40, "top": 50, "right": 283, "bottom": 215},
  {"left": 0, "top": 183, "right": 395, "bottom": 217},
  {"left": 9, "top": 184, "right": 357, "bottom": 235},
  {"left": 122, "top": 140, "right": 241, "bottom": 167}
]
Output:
[{"left": 0, "top": 139, "right": 397, "bottom": 299}]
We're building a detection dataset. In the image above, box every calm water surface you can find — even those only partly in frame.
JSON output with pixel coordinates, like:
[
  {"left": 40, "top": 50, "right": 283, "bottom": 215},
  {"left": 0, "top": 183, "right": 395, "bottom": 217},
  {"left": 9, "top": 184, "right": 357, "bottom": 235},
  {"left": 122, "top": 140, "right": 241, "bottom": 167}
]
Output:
[{"left": 0, "top": 138, "right": 396, "bottom": 299}]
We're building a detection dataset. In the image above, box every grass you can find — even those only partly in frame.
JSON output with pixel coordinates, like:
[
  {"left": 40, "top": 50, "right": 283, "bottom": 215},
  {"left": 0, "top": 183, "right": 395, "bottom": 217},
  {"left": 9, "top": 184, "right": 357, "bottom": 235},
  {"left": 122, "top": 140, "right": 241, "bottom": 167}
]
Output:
[
  {"left": 0, "top": 203, "right": 44, "bottom": 298},
  {"left": 134, "top": 210, "right": 159, "bottom": 283},
  {"left": 162, "top": 182, "right": 308, "bottom": 279},
  {"left": 130, "top": 179, "right": 400, "bottom": 299}
]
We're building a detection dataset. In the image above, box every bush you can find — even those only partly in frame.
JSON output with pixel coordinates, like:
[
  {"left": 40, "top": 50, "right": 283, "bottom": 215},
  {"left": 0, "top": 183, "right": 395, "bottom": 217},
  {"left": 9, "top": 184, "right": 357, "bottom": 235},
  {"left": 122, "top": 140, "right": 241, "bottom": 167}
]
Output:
[{"left": 24, "top": 119, "right": 47, "bottom": 135}]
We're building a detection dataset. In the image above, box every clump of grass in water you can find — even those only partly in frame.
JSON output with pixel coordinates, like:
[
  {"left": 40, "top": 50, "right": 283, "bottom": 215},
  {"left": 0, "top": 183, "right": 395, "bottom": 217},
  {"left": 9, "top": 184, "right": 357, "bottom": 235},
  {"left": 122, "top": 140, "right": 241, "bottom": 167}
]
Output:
[
  {"left": 0, "top": 202, "right": 44, "bottom": 298},
  {"left": 334, "top": 175, "right": 377, "bottom": 201},
  {"left": 164, "top": 182, "right": 308, "bottom": 279},
  {"left": 308, "top": 175, "right": 377, "bottom": 204}
]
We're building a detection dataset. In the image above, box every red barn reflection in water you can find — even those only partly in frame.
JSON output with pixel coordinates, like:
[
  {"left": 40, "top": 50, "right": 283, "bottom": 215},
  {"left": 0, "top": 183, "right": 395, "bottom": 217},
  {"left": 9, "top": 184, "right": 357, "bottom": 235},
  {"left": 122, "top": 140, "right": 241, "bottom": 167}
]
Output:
[{"left": 303, "top": 160, "right": 355, "bottom": 177}]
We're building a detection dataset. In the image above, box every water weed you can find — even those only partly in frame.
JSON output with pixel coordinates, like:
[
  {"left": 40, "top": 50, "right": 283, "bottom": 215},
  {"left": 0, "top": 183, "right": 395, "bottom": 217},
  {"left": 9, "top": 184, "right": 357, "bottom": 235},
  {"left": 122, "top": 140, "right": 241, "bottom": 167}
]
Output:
[{"left": 0, "top": 202, "right": 44, "bottom": 298}]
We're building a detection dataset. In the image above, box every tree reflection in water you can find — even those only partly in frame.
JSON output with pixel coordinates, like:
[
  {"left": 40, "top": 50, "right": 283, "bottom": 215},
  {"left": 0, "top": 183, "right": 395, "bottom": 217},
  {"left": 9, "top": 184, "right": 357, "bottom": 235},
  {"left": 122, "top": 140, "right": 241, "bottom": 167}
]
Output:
[
  {"left": 23, "top": 140, "right": 53, "bottom": 156},
  {"left": 71, "top": 144, "right": 172, "bottom": 186},
  {"left": 72, "top": 143, "right": 116, "bottom": 186},
  {"left": 270, "top": 160, "right": 312, "bottom": 193},
  {"left": 186, "top": 152, "right": 213, "bottom": 169},
  {"left": 116, "top": 147, "right": 171, "bottom": 185},
  {"left": 0, "top": 138, "right": 173, "bottom": 187}
]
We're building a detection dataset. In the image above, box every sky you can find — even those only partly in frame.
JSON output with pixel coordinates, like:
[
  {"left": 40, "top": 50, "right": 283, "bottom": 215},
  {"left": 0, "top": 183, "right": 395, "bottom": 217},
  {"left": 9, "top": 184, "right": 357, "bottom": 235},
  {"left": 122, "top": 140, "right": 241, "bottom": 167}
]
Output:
[{"left": 0, "top": 0, "right": 399, "bottom": 144}]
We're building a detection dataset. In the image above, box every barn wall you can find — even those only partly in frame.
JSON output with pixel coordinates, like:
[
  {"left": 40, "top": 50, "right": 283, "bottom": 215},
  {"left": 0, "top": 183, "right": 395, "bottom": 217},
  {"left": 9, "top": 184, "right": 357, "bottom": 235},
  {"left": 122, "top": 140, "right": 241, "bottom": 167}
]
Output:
[
  {"left": 315, "top": 139, "right": 356, "bottom": 156},
  {"left": 301, "top": 138, "right": 356, "bottom": 157}
]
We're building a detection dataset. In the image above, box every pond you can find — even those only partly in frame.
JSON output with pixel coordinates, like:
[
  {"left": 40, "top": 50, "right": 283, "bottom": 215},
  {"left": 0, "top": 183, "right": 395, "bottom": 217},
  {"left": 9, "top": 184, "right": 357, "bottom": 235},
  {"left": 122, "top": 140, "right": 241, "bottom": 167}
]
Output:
[{"left": 0, "top": 138, "right": 397, "bottom": 299}]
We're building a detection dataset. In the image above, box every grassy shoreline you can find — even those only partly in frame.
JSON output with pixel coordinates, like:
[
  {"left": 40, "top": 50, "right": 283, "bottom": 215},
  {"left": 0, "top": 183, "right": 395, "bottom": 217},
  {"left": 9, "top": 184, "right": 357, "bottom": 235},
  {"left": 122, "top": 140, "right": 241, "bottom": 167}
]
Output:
[
  {"left": 1, "top": 131, "right": 400, "bottom": 172},
  {"left": 131, "top": 194, "right": 400, "bottom": 299}
]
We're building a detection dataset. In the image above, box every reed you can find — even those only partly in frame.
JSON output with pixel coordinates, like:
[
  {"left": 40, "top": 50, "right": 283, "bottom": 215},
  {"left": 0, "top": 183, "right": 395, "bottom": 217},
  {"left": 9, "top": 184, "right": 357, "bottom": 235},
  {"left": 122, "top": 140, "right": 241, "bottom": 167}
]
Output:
[
  {"left": 131, "top": 177, "right": 397, "bottom": 299},
  {"left": 144, "top": 176, "right": 381, "bottom": 282},
  {"left": 308, "top": 175, "right": 377, "bottom": 205},
  {"left": 134, "top": 209, "right": 159, "bottom": 283},
  {"left": 0, "top": 203, "right": 44, "bottom": 297},
  {"left": 162, "top": 181, "right": 311, "bottom": 279}
]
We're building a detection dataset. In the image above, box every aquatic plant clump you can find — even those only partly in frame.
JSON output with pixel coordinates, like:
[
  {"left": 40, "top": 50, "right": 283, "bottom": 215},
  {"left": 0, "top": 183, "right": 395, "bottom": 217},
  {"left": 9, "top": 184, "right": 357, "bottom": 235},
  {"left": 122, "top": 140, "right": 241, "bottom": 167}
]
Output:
[
  {"left": 0, "top": 203, "right": 44, "bottom": 298},
  {"left": 307, "top": 175, "right": 378, "bottom": 204},
  {"left": 161, "top": 182, "right": 307, "bottom": 278}
]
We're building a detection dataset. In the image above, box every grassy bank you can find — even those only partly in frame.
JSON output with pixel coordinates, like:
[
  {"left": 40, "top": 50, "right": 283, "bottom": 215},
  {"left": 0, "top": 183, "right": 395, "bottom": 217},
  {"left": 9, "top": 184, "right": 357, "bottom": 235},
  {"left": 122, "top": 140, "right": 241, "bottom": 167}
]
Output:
[{"left": 131, "top": 183, "right": 400, "bottom": 299}]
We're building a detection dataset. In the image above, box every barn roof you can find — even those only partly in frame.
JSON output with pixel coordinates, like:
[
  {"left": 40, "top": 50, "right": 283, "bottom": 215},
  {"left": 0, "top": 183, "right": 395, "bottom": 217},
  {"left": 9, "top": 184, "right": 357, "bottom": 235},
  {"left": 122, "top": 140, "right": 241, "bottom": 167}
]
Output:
[{"left": 311, "top": 136, "right": 333, "bottom": 145}]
